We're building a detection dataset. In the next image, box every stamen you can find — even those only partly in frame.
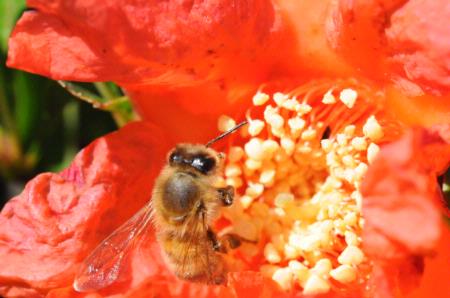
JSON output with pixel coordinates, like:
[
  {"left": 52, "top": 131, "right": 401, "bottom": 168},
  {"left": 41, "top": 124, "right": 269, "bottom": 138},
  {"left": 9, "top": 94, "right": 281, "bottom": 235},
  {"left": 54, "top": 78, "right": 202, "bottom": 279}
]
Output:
[
  {"left": 217, "top": 82, "right": 384, "bottom": 294},
  {"left": 218, "top": 115, "right": 237, "bottom": 132},
  {"left": 339, "top": 88, "right": 358, "bottom": 108}
]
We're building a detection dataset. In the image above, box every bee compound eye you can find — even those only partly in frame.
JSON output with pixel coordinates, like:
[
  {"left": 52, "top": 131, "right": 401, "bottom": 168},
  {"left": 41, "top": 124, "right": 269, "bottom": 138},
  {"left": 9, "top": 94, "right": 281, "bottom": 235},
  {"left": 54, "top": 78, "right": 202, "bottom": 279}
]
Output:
[{"left": 192, "top": 156, "right": 216, "bottom": 174}]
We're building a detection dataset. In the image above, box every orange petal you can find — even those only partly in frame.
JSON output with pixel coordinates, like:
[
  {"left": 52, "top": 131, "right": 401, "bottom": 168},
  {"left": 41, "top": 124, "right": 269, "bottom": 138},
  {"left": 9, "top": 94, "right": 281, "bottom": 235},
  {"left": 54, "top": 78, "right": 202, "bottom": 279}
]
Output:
[
  {"left": 125, "top": 84, "right": 255, "bottom": 144},
  {"left": 386, "top": 0, "right": 450, "bottom": 95},
  {"left": 361, "top": 127, "right": 450, "bottom": 295},
  {"left": 384, "top": 87, "right": 450, "bottom": 127},
  {"left": 8, "top": 0, "right": 286, "bottom": 86},
  {"left": 408, "top": 223, "right": 450, "bottom": 298},
  {"left": 325, "top": 0, "right": 399, "bottom": 80},
  {"left": 0, "top": 122, "right": 169, "bottom": 297},
  {"left": 325, "top": 0, "right": 450, "bottom": 97}
]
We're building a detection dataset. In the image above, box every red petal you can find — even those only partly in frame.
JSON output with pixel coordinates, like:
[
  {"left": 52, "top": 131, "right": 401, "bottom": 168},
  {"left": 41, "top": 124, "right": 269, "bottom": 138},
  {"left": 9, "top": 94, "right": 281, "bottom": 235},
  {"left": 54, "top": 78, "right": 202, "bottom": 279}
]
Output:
[
  {"left": 325, "top": 0, "right": 399, "bottom": 80},
  {"left": 0, "top": 122, "right": 170, "bottom": 297},
  {"left": 126, "top": 84, "right": 255, "bottom": 144},
  {"left": 8, "top": 0, "right": 283, "bottom": 86},
  {"left": 386, "top": 0, "right": 450, "bottom": 95},
  {"left": 7, "top": 11, "right": 114, "bottom": 82},
  {"left": 326, "top": 0, "right": 450, "bottom": 96},
  {"left": 384, "top": 87, "right": 450, "bottom": 127},
  {"left": 408, "top": 224, "right": 450, "bottom": 298},
  {"left": 361, "top": 127, "right": 450, "bottom": 295}
]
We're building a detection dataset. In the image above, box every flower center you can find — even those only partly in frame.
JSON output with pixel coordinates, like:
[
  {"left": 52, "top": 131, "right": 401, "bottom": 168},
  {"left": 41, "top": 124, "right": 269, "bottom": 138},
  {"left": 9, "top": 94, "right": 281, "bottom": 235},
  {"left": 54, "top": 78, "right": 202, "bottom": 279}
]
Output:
[{"left": 216, "top": 81, "right": 385, "bottom": 295}]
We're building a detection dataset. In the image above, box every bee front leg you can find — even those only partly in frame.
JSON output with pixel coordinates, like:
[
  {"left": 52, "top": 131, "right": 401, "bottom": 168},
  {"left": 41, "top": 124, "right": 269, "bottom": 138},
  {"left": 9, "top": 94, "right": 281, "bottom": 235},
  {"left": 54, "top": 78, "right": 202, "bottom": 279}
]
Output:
[
  {"left": 207, "top": 228, "right": 225, "bottom": 252},
  {"left": 208, "top": 229, "right": 247, "bottom": 253},
  {"left": 216, "top": 186, "right": 234, "bottom": 206}
]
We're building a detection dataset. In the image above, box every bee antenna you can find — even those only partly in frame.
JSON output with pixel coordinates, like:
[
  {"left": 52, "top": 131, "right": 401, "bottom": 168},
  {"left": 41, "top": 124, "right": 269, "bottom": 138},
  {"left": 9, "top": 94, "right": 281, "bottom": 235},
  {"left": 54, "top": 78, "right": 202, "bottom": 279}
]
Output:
[{"left": 205, "top": 120, "right": 248, "bottom": 148}]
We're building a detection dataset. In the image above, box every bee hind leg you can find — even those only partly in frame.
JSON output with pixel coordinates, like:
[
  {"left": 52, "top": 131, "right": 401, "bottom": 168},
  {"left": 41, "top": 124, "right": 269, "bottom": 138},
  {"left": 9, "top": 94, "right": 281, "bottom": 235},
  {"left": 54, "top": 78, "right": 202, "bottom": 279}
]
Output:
[{"left": 216, "top": 186, "right": 234, "bottom": 206}]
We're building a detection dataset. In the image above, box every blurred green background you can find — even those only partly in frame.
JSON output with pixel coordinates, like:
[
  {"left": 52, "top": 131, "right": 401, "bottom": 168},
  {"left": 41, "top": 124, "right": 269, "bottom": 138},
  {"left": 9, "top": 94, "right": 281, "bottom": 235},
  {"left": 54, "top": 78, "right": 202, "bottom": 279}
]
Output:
[{"left": 0, "top": 1, "right": 126, "bottom": 207}]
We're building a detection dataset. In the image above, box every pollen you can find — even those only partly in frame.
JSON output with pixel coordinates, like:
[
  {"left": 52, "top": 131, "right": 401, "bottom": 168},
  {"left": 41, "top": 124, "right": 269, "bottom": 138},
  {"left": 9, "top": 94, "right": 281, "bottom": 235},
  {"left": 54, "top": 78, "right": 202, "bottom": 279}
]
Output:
[
  {"left": 338, "top": 245, "right": 365, "bottom": 265},
  {"left": 218, "top": 115, "right": 237, "bottom": 132},
  {"left": 248, "top": 120, "right": 265, "bottom": 136},
  {"left": 218, "top": 83, "right": 384, "bottom": 294},
  {"left": 264, "top": 242, "right": 282, "bottom": 264},
  {"left": 228, "top": 146, "right": 244, "bottom": 163},
  {"left": 339, "top": 88, "right": 358, "bottom": 108},
  {"left": 367, "top": 143, "right": 380, "bottom": 164},
  {"left": 253, "top": 91, "right": 270, "bottom": 106},
  {"left": 322, "top": 90, "right": 336, "bottom": 104},
  {"left": 303, "top": 274, "right": 330, "bottom": 295},
  {"left": 330, "top": 265, "right": 357, "bottom": 283},
  {"left": 363, "top": 115, "right": 384, "bottom": 141}
]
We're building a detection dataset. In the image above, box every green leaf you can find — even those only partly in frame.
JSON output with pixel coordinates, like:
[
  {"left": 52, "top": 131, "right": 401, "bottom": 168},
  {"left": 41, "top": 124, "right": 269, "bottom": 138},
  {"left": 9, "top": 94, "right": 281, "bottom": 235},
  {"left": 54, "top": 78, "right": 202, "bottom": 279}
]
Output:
[
  {"left": 50, "top": 101, "right": 79, "bottom": 171},
  {"left": 12, "top": 71, "right": 42, "bottom": 147},
  {"left": 58, "top": 81, "right": 104, "bottom": 106},
  {"left": 443, "top": 168, "right": 450, "bottom": 209},
  {"left": 0, "top": 0, "right": 26, "bottom": 53},
  {"left": 59, "top": 81, "right": 138, "bottom": 127},
  {"left": 0, "top": 61, "right": 15, "bottom": 130}
]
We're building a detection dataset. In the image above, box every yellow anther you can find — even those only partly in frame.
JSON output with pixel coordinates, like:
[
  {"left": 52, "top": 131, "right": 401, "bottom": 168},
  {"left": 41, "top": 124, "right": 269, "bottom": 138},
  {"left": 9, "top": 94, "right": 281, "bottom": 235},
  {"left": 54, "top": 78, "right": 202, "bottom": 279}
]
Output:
[
  {"left": 272, "top": 268, "right": 294, "bottom": 291},
  {"left": 351, "top": 136, "right": 367, "bottom": 151},
  {"left": 273, "top": 92, "right": 289, "bottom": 106},
  {"left": 301, "top": 128, "right": 317, "bottom": 141},
  {"left": 253, "top": 91, "right": 270, "bottom": 106},
  {"left": 311, "top": 258, "right": 332, "bottom": 278},
  {"left": 288, "top": 117, "right": 306, "bottom": 136},
  {"left": 338, "top": 245, "right": 364, "bottom": 266},
  {"left": 260, "top": 169, "right": 276, "bottom": 185},
  {"left": 245, "top": 138, "right": 265, "bottom": 160},
  {"left": 218, "top": 115, "right": 236, "bottom": 132},
  {"left": 264, "top": 242, "right": 282, "bottom": 264},
  {"left": 339, "top": 88, "right": 358, "bottom": 108},
  {"left": 296, "top": 103, "right": 313, "bottom": 115},
  {"left": 363, "top": 115, "right": 384, "bottom": 141},
  {"left": 322, "top": 90, "right": 336, "bottom": 104},
  {"left": 228, "top": 146, "right": 244, "bottom": 162},
  {"left": 367, "top": 143, "right": 380, "bottom": 164},
  {"left": 274, "top": 192, "right": 295, "bottom": 208},
  {"left": 248, "top": 119, "right": 265, "bottom": 136},
  {"left": 303, "top": 274, "right": 330, "bottom": 295},
  {"left": 281, "top": 137, "right": 296, "bottom": 156},
  {"left": 245, "top": 182, "right": 264, "bottom": 198},
  {"left": 224, "top": 164, "right": 242, "bottom": 177},
  {"left": 330, "top": 265, "right": 357, "bottom": 283}
]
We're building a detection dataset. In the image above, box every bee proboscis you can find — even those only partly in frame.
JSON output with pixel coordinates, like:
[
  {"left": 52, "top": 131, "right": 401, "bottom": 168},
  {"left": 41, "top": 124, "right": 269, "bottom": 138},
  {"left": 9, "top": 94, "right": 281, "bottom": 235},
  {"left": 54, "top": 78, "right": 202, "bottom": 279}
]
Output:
[{"left": 73, "top": 121, "right": 248, "bottom": 292}]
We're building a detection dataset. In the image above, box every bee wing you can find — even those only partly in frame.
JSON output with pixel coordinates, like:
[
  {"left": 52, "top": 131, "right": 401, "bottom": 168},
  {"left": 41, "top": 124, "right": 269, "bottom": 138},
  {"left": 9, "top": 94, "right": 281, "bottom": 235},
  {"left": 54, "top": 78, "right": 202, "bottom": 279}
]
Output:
[
  {"left": 179, "top": 211, "right": 217, "bottom": 284},
  {"left": 73, "top": 202, "right": 153, "bottom": 292}
]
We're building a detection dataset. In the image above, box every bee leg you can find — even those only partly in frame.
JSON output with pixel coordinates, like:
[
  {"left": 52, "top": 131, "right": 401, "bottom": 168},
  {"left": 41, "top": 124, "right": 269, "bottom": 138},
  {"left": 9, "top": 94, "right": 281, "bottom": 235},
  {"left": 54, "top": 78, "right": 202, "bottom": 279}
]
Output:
[
  {"left": 217, "top": 186, "right": 234, "bottom": 206},
  {"left": 220, "top": 233, "right": 242, "bottom": 250},
  {"left": 207, "top": 228, "right": 227, "bottom": 253},
  {"left": 210, "top": 232, "right": 252, "bottom": 254}
]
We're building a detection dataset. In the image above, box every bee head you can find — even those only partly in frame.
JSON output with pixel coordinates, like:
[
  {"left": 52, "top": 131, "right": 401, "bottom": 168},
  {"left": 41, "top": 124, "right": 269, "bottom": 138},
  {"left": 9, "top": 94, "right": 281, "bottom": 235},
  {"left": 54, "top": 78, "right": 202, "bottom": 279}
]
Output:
[{"left": 168, "top": 145, "right": 222, "bottom": 175}]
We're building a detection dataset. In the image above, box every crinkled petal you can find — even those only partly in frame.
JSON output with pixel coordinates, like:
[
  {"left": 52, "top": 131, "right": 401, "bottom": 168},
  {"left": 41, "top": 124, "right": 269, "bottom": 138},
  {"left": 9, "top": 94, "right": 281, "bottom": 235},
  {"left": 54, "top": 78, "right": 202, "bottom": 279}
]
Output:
[
  {"left": 408, "top": 224, "right": 450, "bottom": 298},
  {"left": 8, "top": 0, "right": 284, "bottom": 86},
  {"left": 326, "top": 0, "right": 450, "bottom": 96},
  {"left": 386, "top": 0, "right": 450, "bottom": 95},
  {"left": 325, "top": 0, "right": 398, "bottom": 79},
  {"left": 7, "top": 11, "right": 115, "bottom": 82},
  {"left": 361, "top": 127, "right": 450, "bottom": 296},
  {"left": 0, "top": 122, "right": 170, "bottom": 297}
]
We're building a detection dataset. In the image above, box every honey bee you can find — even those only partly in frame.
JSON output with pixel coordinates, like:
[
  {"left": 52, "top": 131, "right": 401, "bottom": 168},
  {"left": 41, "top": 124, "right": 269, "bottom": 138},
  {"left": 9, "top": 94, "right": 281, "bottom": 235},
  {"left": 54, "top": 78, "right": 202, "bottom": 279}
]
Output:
[{"left": 73, "top": 121, "right": 248, "bottom": 292}]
